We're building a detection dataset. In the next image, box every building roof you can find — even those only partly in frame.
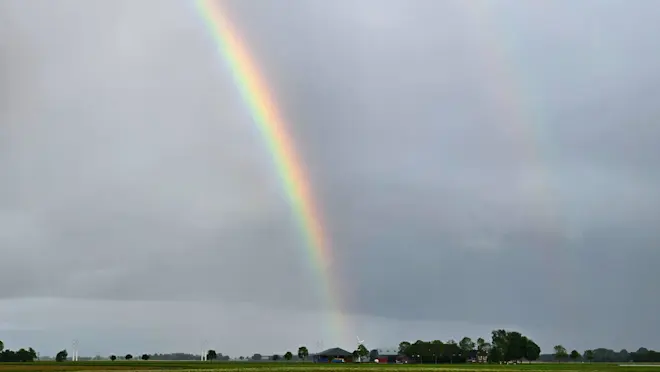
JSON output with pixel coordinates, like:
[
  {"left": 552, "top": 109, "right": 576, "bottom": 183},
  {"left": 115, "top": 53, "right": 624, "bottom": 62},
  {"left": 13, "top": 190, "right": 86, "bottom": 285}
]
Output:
[
  {"left": 377, "top": 348, "right": 400, "bottom": 356},
  {"left": 317, "top": 347, "right": 352, "bottom": 357}
]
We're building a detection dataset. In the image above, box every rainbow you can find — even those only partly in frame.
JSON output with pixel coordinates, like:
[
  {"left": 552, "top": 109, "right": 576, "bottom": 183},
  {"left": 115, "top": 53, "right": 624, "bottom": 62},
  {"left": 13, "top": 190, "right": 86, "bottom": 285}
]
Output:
[
  {"left": 459, "top": 3, "right": 575, "bottom": 300},
  {"left": 194, "top": 0, "right": 348, "bottom": 346}
]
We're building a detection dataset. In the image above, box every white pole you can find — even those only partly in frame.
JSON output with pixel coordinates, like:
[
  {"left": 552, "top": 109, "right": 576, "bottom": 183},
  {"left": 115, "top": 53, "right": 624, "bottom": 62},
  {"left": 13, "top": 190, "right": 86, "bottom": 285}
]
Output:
[
  {"left": 201, "top": 340, "right": 207, "bottom": 361},
  {"left": 72, "top": 340, "right": 79, "bottom": 361}
]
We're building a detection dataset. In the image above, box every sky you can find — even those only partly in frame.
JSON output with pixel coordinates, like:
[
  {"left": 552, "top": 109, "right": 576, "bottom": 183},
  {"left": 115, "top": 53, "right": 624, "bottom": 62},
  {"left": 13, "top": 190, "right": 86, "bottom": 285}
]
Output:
[{"left": 1, "top": 0, "right": 659, "bottom": 357}]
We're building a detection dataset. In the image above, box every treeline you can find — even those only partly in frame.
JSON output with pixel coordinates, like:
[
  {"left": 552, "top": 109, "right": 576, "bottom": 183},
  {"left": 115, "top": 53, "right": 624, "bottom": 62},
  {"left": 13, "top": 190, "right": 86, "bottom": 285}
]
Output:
[
  {"left": 539, "top": 348, "right": 660, "bottom": 363},
  {"left": 202, "top": 351, "right": 230, "bottom": 361},
  {"left": 3, "top": 336, "right": 660, "bottom": 363},
  {"left": 396, "top": 329, "right": 541, "bottom": 364},
  {"left": 149, "top": 353, "right": 201, "bottom": 361},
  {"left": 394, "top": 330, "right": 660, "bottom": 364},
  {"left": 0, "top": 341, "right": 38, "bottom": 362}
]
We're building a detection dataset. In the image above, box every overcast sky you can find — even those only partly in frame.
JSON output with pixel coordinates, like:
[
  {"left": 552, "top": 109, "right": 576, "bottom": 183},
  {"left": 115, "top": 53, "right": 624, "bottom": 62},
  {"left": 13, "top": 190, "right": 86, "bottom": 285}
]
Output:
[{"left": 1, "top": 0, "right": 659, "bottom": 357}]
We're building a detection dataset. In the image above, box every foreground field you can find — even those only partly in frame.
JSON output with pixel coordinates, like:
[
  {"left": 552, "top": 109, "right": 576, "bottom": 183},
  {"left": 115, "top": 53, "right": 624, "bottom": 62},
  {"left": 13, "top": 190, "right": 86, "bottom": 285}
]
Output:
[{"left": 0, "top": 362, "right": 658, "bottom": 372}]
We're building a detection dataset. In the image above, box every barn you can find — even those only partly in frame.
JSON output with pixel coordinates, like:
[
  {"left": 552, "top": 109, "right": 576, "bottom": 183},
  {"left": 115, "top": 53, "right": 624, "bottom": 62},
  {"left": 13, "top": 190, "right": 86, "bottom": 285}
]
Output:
[
  {"left": 375, "top": 348, "right": 409, "bottom": 364},
  {"left": 313, "top": 347, "right": 353, "bottom": 363}
]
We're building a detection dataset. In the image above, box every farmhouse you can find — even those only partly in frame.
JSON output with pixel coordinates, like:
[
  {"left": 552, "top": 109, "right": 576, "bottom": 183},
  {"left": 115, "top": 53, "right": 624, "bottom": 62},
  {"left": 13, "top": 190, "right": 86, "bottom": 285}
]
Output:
[{"left": 313, "top": 347, "right": 353, "bottom": 363}]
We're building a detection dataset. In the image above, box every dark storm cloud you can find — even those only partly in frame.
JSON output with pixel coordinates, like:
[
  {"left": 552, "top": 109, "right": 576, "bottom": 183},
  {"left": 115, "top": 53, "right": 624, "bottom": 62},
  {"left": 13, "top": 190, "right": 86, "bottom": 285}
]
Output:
[
  {"left": 1, "top": 0, "right": 659, "bottom": 354},
  {"left": 215, "top": 0, "right": 660, "bottom": 348}
]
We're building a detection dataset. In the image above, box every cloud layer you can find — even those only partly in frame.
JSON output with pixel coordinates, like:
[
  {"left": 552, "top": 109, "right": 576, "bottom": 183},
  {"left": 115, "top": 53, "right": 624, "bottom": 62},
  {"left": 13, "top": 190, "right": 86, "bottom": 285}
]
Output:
[{"left": 1, "top": 0, "right": 659, "bottom": 356}]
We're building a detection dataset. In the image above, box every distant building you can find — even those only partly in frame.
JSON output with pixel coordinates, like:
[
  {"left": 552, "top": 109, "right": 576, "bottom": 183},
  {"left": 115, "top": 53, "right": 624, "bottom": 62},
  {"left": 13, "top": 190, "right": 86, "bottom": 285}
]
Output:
[
  {"left": 464, "top": 350, "right": 487, "bottom": 363},
  {"left": 377, "top": 348, "right": 399, "bottom": 355},
  {"left": 313, "top": 347, "right": 353, "bottom": 363},
  {"left": 375, "top": 348, "right": 409, "bottom": 364}
]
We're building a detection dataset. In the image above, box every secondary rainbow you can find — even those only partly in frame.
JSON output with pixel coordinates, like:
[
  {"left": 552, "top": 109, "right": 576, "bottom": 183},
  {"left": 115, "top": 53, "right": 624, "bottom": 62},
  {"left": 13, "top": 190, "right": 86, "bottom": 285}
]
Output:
[
  {"left": 194, "top": 0, "right": 348, "bottom": 345},
  {"left": 459, "top": 3, "right": 576, "bottom": 301}
]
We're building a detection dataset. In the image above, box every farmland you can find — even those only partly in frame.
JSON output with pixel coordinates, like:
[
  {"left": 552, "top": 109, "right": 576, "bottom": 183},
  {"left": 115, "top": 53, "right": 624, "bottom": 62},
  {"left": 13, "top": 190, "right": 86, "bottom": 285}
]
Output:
[{"left": 0, "top": 362, "right": 657, "bottom": 372}]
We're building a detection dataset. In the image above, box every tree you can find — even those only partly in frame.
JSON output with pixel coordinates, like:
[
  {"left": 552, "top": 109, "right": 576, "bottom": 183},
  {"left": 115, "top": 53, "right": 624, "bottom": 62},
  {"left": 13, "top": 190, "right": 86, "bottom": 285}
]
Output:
[
  {"left": 554, "top": 345, "right": 568, "bottom": 362},
  {"left": 14, "top": 348, "right": 32, "bottom": 362},
  {"left": 0, "top": 347, "right": 37, "bottom": 363},
  {"left": 620, "top": 349, "right": 630, "bottom": 360},
  {"left": 445, "top": 339, "right": 459, "bottom": 363},
  {"left": 271, "top": 354, "right": 280, "bottom": 361},
  {"left": 357, "top": 344, "right": 369, "bottom": 361},
  {"left": 55, "top": 350, "right": 68, "bottom": 362},
  {"left": 206, "top": 350, "right": 217, "bottom": 361},
  {"left": 459, "top": 337, "right": 475, "bottom": 360},
  {"left": 352, "top": 350, "right": 359, "bottom": 361},
  {"left": 584, "top": 350, "right": 594, "bottom": 363},
  {"left": 430, "top": 340, "right": 444, "bottom": 363},
  {"left": 0, "top": 340, "right": 3, "bottom": 352},
  {"left": 141, "top": 354, "right": 150, "bottom": 361},
  {"left": 505, "top": 331, "right": 525, "bottom": 362},
  {"left": 488, "top": 346, "right": 503, "bottom": 363},
  {"left": 570, "top": 350, "right": 581, "bottom": 362},
  {"left": 125, "top": 354, "right": 133, "bottom": 360},
  {"left": 399, "top": 341, "right": 411, "bottom": 355},
  {"left": 369, "top": 349, "right": 379, "bottom": 362},
  {"left": 284, "top": 351, "right": 293, "bottom": 361},
  {"left": 251, "top": 354, "right": 262, "bottom": 361},
  {"left": 631, "top": 348, "right": 660, "bottom": 363},
  {"left": 490, "top": 330, "right": 508, "bottom": 363},
  {"left": 297, "top": 346, "right": 308, "bottom": 361},
  {"left": 110, "top": 355, "right": 117, "bottom": 361},
  {"left": 524, "top": 339, "right": 541, "bottom": 363}
]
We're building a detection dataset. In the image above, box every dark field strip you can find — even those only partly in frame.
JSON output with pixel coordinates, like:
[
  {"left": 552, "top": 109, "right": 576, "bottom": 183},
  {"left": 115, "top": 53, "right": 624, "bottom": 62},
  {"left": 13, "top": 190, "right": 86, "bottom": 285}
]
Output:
[{"left": 0, "top": 362, "right": 657, "bottom": 372}]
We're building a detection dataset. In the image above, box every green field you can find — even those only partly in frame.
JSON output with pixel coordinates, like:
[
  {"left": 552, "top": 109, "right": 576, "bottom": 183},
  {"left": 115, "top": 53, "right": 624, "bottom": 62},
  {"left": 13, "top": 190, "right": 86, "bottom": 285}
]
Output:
[{"left": 0, "top": 362, "right": 658, "bottom": 372}]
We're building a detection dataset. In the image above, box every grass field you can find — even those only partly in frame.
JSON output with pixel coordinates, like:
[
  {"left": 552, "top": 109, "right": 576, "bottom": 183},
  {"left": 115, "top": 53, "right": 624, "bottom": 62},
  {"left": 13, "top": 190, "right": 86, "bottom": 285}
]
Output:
[{"left": 0, "top": 362, "right": 658, "bottom": 372}]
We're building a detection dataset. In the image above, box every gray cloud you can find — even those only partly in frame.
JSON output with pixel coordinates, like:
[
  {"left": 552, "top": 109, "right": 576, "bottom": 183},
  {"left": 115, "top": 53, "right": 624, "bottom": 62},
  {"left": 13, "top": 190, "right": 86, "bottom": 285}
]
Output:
[{"left": 1, "top": 0, "right": 659, "bottom": 356}]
